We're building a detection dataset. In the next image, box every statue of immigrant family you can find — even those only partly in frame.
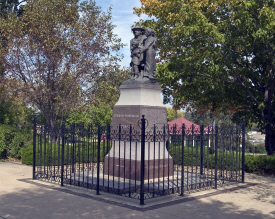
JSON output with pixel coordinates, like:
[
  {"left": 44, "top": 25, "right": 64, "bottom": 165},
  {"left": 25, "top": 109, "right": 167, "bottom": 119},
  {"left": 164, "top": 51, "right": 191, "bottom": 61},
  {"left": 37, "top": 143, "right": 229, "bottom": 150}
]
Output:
[{"left": 130, "top": 26, "right": 157, "bottom": 82}]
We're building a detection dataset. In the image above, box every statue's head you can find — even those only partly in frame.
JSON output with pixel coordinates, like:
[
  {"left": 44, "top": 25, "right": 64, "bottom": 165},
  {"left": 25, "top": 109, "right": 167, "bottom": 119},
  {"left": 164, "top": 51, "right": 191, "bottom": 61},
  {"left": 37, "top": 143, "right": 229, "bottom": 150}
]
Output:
[
  {"left": 151, "top": 29, "right": 155, "bottom": 37},
  {"left": 144, "top": 28, "right": 153, "bottom": 37},
  {"left": 131, "top": 26, "right": 144, "bottom": 37}
]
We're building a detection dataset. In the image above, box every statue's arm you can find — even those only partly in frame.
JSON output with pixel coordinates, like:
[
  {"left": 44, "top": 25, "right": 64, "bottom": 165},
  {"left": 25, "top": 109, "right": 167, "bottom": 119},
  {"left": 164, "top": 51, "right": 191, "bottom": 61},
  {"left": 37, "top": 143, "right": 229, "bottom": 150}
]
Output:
[
  {"left": 140, "top": 38, "right": 154, "bottom": 52},
  {"left": 130, "top": 39, "right": 135, "bottom": 52}
]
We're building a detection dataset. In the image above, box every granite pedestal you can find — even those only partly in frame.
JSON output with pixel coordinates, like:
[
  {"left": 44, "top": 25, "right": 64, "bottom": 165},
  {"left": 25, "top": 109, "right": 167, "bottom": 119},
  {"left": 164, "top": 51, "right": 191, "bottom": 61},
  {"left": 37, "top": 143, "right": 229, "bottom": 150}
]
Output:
[{"left": 104, "top": 78, "right": 173, "bottom": 180}]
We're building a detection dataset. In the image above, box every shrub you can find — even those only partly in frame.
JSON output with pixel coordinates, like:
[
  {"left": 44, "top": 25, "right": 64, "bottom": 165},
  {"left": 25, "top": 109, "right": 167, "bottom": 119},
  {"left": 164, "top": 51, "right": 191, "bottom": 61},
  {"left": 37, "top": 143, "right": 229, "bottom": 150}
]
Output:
[
  {"left": 22, "top": 138, "right": 275, "bottom": 176},
  {"left": 245, "top": 141, "right": 266, "bottom": 154},
  {"left": 245, "top": 155, "right": 275, "bottom": 174},
  {"left": 21, "top": 146, "right": 33, "bottom": 165},
  {"left": 22, "top": 141, "right": 110, "bottom": 165},
  {"left": 169, "top": 145, "right": 242, "bottom": 171},
  {"left": 0, "top": 124, "right": 32, "bottom": 159}
]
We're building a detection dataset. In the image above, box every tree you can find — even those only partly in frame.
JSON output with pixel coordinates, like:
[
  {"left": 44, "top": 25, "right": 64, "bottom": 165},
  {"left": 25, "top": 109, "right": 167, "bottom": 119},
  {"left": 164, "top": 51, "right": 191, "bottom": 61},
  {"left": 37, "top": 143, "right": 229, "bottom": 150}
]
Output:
[
  {"left": 0, "top": 0, "right": 24, "bottom": 93},
  {"left": 167, "top": 107, "right": 184, "bottom": 122},
  {"left": 135, "top": 0, "right": 275, "bottom": 155},
  {"left": 1, "top": 0, "right": 124, "bottom": 131},
  {"left": 66, "top": 68, "right": 129, "bottom": 126},
  {"left": 0, "top": 98, "right": 34, "bottom": 128},
  {"left": 0, "top": 0, "right": 29, "bottom": 127},
  {"left": 89, "top": 68, "right": 129, "bottom": 126},
  {"left": 0, "top": 0, "right": 25, "bottom": 75}
]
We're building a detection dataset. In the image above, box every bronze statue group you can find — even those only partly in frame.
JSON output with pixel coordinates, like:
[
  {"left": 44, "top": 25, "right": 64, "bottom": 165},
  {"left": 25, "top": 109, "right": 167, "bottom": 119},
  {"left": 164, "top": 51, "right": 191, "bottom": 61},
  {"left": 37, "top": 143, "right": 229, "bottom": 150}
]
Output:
[{"left": 130, "top": 26, "right": 157, "bottom": 82}]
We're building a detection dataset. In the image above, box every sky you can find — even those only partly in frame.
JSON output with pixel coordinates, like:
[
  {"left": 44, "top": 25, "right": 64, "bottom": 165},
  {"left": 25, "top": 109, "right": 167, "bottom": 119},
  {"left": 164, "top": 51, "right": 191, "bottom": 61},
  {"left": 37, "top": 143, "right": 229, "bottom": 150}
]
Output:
[{"left": 95, "top": 0, "right": 150, "bottom": 68}]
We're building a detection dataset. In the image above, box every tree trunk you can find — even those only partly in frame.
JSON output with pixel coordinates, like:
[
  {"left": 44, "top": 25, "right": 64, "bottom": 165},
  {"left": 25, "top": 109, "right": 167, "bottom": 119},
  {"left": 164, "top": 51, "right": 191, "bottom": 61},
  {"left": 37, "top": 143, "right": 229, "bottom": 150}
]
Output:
[
  {"left": 265, "top": 124, "right": 275, "bottom": 155},
  {"left": 48, "top": 116, "right": 59, "bottom": 144},
  {"left": 264, "top": 87, "right": 275, "bottom": 155}
]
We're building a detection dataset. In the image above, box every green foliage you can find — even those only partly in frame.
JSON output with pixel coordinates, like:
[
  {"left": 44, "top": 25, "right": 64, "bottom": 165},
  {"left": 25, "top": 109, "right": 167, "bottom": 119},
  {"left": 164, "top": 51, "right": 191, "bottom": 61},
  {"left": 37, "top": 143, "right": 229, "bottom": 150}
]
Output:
[
  {"left": 135, "top": 0, "right": 275, "bottom": 155},
  {"left": 0, "top": 124, "right": 32, "bottom": 159},
  {"left": 22, "top": 141, "right": 110, "bottom": 165},
  {"left": 245, "top": 142, "right": 266, "bottom": 154},
  {"left": 167, "top": 107, "right": 184, "bottom": 122},
  {"left": 170, "top": 145, "right": 242, "bottom": 171},
  {"left": 249, "top": 123, "right": 261, "bottom": 132},
  {"left": 91, "top": 103, "right": 113, "bottom": 126},
  {"left": 1, "top": 0, "right": 125, "bottom": 132},
  {"left": 245, "top": 155, "right": 275, "bottom": 174},
  {"left": 171, "top": 143, "right": 274, "bottom": 175},
  {"left": 67, "top": 104, "right": 113, "bottom": 127},
  {"left": 66, "top": 109, "right": 93, "bottom": 126},
  {"left": 0, "top": 100, "right": 34, "bottom": 127},
  {"left": 89, "top": 69, "right": 129, "bottom": 126},
  {"left": 186, "top": 111, "right": 234, "bottom": 127},
  {"left": 21, "top": 146, "right": 33, "bottom": 165},
  {"left": 0, "top": 0, "right": 25, "bottom": 100},
  {"left": 66, "top": 68, "right": 129, "bottom": 127},
  {"left": 22, "top": 138, "right": 275, "bottom": 175}
]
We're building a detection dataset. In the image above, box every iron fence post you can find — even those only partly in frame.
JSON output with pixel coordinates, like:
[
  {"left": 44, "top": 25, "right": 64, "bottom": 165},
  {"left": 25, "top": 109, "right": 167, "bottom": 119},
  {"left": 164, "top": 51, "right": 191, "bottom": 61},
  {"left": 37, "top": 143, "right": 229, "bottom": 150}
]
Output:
[
  {"left": 71, "top": 123, "right": 75, "bottom": 173},
  {"left": 129, "top": 124, "right": 133, "bottom": 197},
  {"left": 107, "top": 123, "right": 111, "bottom": 147},
  {"left": 140, "top": 115, "right": 145, "bottom": 205},
  {"left": 118, "top": 124, "right": 121, "bottom": 195},
  {"left": 163, "top": 124, "right": 167, "bottom": 192},
  {"left": 33, "top": 116, "right": 37, "bottom": 180},
  {"left": 97, "top": 123, "right": 101, "bottom": 195},
  {"left": 242, "top": 119, "right": 246, "bottom": 183},
  {"left": 215, "top": 125, "right": 218, "bottom": 189},
  {"left": 200, "top": 125, "right": 204, "bottom": 175},
  {"left": 152, "top": 124, "right": 156, "bottom": 198},
  {"left": 106, "top": 123, "right": 110, "bottom": 192},
  {"left": 166, "top": 125, "right": 169, "bottom": 153},
  {"left": 181, "top": 124, "right": 185, "bottom": 196},
  {"left": 61, "top": 121, "right": 65, "bottom": 186}
]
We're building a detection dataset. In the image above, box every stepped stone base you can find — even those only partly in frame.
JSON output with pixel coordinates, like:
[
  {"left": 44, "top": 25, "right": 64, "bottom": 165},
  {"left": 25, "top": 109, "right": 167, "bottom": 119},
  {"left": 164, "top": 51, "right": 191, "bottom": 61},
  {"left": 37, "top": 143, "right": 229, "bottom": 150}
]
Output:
[
  {"left": 104, "top": 78, "right": 172, "bottom": 181},
  {"left": 103, "top": 156, "right": 173, "bottom": 181}
]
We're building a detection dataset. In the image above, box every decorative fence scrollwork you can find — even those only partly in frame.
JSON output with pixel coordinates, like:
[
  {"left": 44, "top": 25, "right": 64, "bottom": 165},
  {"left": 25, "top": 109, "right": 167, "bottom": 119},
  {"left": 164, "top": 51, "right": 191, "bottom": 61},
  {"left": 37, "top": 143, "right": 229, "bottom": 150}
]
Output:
[{"left": 33, "top": 116, "right": 245, "bottom": 205}]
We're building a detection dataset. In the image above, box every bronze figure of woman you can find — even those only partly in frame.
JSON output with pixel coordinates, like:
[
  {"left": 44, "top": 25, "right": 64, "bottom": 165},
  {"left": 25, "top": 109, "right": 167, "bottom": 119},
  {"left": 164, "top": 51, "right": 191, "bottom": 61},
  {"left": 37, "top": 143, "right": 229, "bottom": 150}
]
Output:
[{"left": 140, "top": 28, "right": 157, "bottom": 80}]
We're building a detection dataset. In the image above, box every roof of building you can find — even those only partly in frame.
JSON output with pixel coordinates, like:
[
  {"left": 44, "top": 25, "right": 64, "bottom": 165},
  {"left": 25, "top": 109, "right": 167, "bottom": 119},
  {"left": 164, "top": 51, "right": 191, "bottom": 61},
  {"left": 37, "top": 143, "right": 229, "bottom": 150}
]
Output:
[{"left": 168, "top": 117, "right": 200, "bottom": 133}]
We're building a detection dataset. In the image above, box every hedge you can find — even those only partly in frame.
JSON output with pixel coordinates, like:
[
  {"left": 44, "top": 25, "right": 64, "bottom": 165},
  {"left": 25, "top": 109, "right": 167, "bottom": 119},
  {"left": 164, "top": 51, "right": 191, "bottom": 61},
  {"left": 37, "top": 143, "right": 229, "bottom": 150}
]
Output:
[
  {"left": 21, "top": 146, "right": 33, "bottom": 165},
  {"left": 170, "top": 146, "right": 242, "bottom": 171},
  {"left": 245, "top": 155, "right": 275, "bottom": 174},
  {"left": 171, "top": 146, "right": 275, "bottom": 174},
  {"left": 245, "top": 141, "right": 266, "bottom": 154},
  {"left": 22, "top": 142, "right": 275, "bottom": 175},
  {"left": 22, "top": 141, "right": 110, "bottom": 165},
  {"left": 0, "top": 124, "right": 32, "bottom": 159}
]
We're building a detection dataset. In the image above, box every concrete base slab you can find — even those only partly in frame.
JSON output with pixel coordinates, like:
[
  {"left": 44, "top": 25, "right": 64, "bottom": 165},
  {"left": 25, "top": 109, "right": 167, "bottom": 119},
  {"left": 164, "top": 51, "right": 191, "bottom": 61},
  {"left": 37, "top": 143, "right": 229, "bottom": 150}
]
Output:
[
  {"left": 69, "top": 170, "right": 214, "bottom": 196},
  {"left": 2, "top": 162, "right": 275, "bottom": 218}
]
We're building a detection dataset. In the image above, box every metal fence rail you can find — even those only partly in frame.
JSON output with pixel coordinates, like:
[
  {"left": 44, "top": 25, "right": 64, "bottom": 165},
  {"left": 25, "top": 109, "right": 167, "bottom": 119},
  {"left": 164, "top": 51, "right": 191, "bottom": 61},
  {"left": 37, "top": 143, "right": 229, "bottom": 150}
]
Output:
[{"left": 33, "top": 116, "right": 245, "bottom": 205}]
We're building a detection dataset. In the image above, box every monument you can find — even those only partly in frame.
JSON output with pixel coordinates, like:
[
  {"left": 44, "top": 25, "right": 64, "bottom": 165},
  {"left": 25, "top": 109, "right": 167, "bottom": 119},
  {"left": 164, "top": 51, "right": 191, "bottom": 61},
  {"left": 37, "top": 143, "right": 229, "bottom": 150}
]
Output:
[{"left": 104, "top": 26, "right": 173, "bottom": 180}]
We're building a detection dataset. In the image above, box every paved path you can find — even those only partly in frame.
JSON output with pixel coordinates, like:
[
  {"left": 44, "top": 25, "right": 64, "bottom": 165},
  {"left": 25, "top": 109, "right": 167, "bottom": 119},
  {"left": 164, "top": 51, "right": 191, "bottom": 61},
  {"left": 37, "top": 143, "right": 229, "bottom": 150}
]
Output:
[{"left": 0, "top": 161, "right": 274, "bottom": 219}]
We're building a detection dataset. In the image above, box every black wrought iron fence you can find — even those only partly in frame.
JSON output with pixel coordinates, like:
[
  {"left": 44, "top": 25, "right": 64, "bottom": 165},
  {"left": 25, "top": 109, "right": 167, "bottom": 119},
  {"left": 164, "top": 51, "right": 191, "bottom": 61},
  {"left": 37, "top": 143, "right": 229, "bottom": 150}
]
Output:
[{"left": 33, "top": 116, "right": 245, "bottom": 205}]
